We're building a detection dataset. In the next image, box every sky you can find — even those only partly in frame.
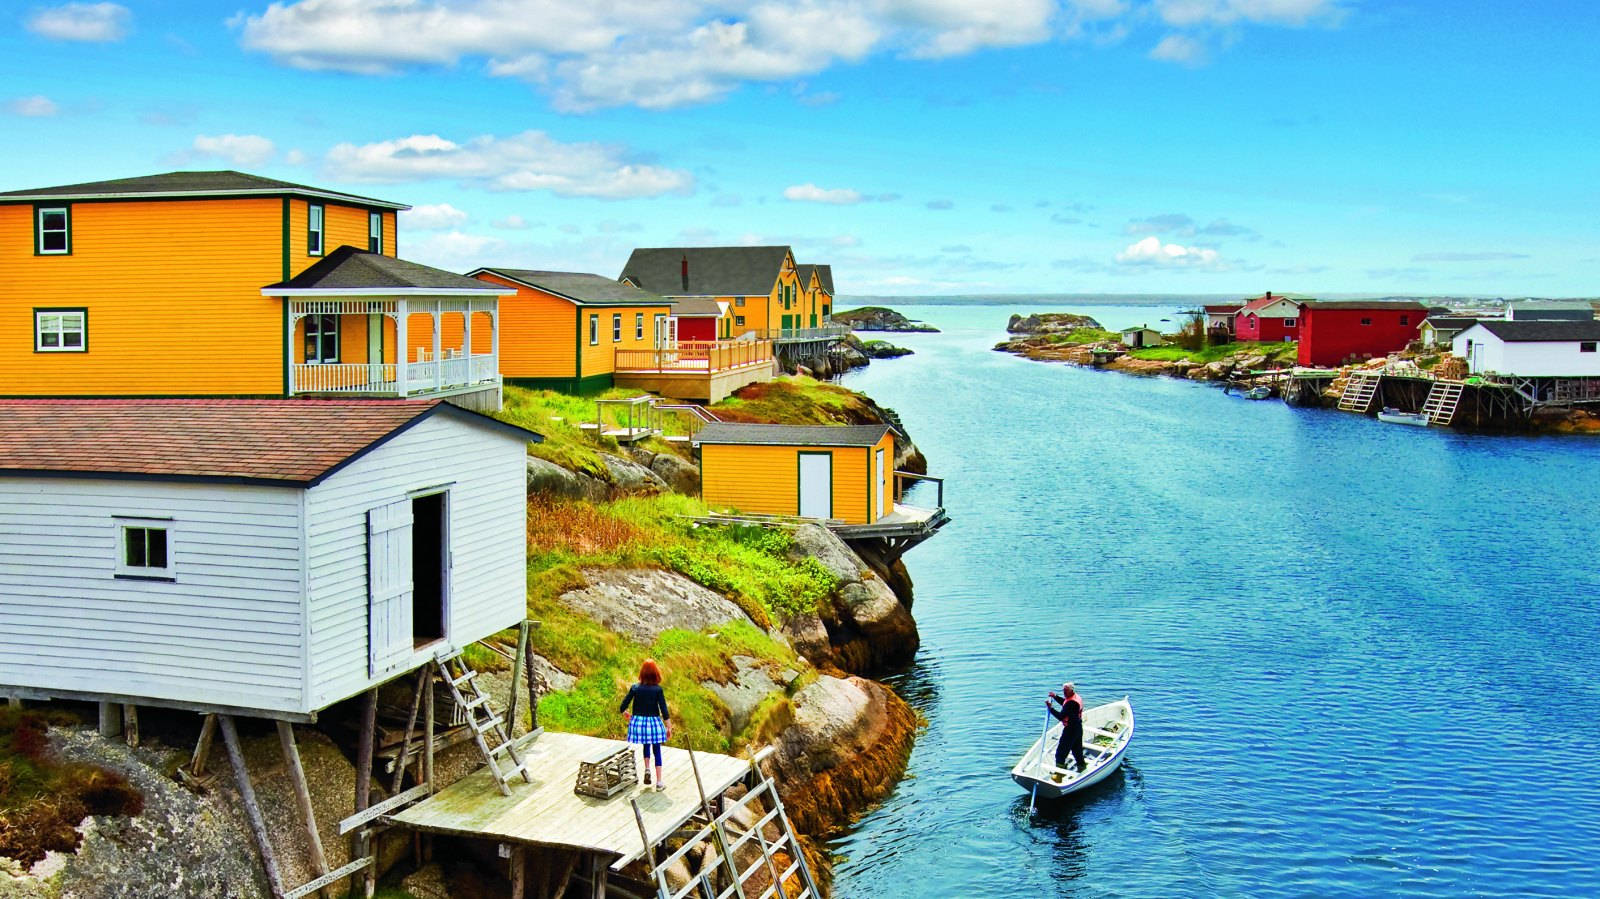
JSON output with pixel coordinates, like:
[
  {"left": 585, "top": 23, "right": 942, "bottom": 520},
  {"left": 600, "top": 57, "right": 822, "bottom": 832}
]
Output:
[{"left": 2, "top": 0, "right": 1597, "bottom": 297}]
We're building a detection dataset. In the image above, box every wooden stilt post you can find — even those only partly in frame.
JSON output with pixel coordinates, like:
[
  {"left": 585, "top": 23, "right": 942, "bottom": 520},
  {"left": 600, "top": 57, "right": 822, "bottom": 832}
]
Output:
[
  {"left": 219, "top": 715, "right": 287, "bottom": 899},
  {"left": 122, "top": 704, "right": 139, "bottom": 748},
  {"left": 549, "top": 852, "right": 578, "bottom": 899},
  {"left": 277, "top": 721, "right": 333, "bottom": 899},
  {"left": 353, "top": 689, "right": 377, "bottom": 899},
  {"left": 192, "top": 714, "right": 217, "bottom": 776},
  {"left": 588, "top": 855, "right": 607, "bottom": 899},
  {"left": 392, "top": 669, "right": 427, "bottom": 794},
  {"left": 423, "top": 674, "right": 436, "bottom": 791},
  {"left": 510, "top": 845, "right": 527, "bottom": 899},
  {"left": 524, "top": 624, "right": 541, "bottom": 731},
  {"left": 98, "top": 701, "right": 122, "bottom": 738},
  {"left": 507, "top": 620, "right": 530, "bottom": 736}
]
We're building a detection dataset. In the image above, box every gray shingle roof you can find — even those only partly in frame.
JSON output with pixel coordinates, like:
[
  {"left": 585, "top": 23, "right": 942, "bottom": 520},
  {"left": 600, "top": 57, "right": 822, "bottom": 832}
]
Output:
[
  {"left": 1465, "top": 320, "right": 1600, "bottom": 342},
  {"left": 265, "top": 246, "right": 508, "bottom": 293},
  {"left": 0, "top": 170, "right": 408, "bottom": 210},
  {"left": 694, "top": 423, "right": 890, "bottom": 448},
  {"left": 672, "top": 297, "right": 724, "bottom": 316},
  {"left": 620, "top": 246, "right": 791, "bottom": 297},
  {"left": 472, "top": 268, "right": 674, "bottom": 306},
  {"left": 1420, "top": 316, "right": 1479, "bottom": 330},
  {"left": 796, "top": 264, "right": 835, "bottom": 295}
]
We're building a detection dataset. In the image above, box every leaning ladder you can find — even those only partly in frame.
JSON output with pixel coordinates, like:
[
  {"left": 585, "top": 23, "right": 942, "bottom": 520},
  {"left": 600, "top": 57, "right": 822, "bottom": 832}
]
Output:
[
  {"left": 1338, "top": 371, "right": 1381, "bottom": 413},
  {"left": 1421, "top": 380, "right": 1465, "bottom": 426},
  {"left": 435, "top": 651, "right": 532, "bottom": 796}
]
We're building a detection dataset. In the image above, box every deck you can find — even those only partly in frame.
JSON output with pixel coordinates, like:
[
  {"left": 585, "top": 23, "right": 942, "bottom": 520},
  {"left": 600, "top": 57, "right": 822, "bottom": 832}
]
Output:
[
  {"left": 830, "top": 502, "right": 948, "bottom": 538},
  {"left": 387, "top": 731, "right": 752, "bottom": 869}
]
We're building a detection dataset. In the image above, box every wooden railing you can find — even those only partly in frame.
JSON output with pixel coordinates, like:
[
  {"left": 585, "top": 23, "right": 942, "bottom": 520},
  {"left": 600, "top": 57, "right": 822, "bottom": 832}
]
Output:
[
  {"left": 291, "top": 352, "right": 498, "bottom": 396},
  {"left": 291, "top": 363, "right": 397, "bottom": 394},
  {"left": 614, "top": 340, "right": 773, "bottom": 374},
  {"left": 752, "top": 324, "right": 851, "bottom": 342}
]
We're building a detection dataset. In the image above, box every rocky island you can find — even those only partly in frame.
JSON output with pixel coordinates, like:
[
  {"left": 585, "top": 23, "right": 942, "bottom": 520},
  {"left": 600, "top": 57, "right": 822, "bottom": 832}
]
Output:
[{"left": 833, "top": 306, "right": 939, "bottom": 333}]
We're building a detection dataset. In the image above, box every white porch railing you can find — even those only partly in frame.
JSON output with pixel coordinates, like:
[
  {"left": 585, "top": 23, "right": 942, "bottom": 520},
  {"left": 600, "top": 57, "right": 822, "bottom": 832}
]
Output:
[
  {"left": 291, "top": 353, "right": 498, "bottom": 397},
  {"left": 292, "top": 363, "right": 398, "bottom": 394}
]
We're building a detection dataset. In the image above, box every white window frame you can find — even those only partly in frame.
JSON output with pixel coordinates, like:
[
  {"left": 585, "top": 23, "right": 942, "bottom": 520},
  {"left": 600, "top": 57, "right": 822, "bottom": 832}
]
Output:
[
  {"left": 589, "top": 314, "right": 599, "bottom": 346},
  {"left": 612, "top": 313, "right": 622, "bottom": 343},
  {"left": 635, "top": 313, "right": 644, "bottom": 340},
  {"left": 308, "top": 204, "right": 325, "bottom": 256},
  {"left": 34, "top": 309, "right": 86, "bottom": 352},
  {"left": 115, "top": 517, "right": 174, "bottom": 580},
  {"left": 36, "top": 206, "right": 70, "bottom": 255},
  {"left": 369, "top": 211, "right": 383, "bottom": 253}
]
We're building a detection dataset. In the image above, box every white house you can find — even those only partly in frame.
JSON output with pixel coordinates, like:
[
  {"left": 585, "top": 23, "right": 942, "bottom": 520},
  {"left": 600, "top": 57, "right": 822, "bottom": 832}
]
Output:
[
  {"left": 1452, "top": 320, "right": 1600, "bottom": 377},
  {"left": 1120, "top": 326, "right": 1166, "bottom": 348},
  {"left": 0, "top": 398, "right": 541, "bottom": 721},
  {"left": 1505, "top": 300, "right": 1596, "bottom": 321}
]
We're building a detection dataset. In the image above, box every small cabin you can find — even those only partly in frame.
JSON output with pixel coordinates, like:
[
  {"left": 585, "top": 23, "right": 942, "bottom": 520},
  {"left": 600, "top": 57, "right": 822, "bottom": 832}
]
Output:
[
  {"left": 1452, "top": 320, "right": 1600, "bottom": 377},
  {"left": 694, "top": 423, "right": 895, "bottom": 524},
  {"left": 0, "top": 399, "right": 540, "bottom": 721},
  {"left": 1418, "top": 315, "right": 1477, "bottom": 347},
  {"left": 1120, "top": 326, "right": 1166, "bottom": 349}
]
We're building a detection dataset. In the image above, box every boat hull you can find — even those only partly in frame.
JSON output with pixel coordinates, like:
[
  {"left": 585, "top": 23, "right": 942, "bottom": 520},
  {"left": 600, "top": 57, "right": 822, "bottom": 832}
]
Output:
[{"left": 1012, "top": 698, "right": 1134, "bottom": 801}]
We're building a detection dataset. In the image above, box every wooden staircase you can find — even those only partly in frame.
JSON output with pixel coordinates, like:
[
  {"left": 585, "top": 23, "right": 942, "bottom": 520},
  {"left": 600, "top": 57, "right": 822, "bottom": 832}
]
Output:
[
  {"left": 435, "top": 651, "right": 532, "bottom": 796},
  {"left": 1338, "top": 371, "right": 1381, "bottom": 414},
  {"left": 1421, "top": 380, "right": 1466, "bottom": 426}
]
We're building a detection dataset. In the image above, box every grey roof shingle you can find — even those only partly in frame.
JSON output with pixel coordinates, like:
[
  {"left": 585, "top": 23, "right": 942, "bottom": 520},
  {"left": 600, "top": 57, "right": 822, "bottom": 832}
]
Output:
[
  {"left": 1465, "top": 320, "right": 1600, "bottom": 342},
  {"left": 472, "top": 268, "right": 674, "bottom": 306},
  {"left": 0, "top": 170, "right": 408, "bottom": 210},
  {"left": 265, "top": 246, "right": 507, "bottom": 292},
  {"left": 693, "top": 423, "right": 890, "bottom": 448},
  {"left": 1420, "top": 316, "right": 1479, "bottom": 330},
  {"left": 620, "top": 246, "right": 791, "bottom": 297},
  {"left": 796, "top": 264, "right": 835, "bottom": 295},
  {"left": 673, "top": 297, "right": 724, "bottom": 316}
]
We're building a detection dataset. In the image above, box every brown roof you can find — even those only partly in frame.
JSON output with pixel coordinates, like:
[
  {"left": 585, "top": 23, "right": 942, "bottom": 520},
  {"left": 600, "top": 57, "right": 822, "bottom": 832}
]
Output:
[{"left": 0, "top": 399, "right": 541, "bottom": 487}]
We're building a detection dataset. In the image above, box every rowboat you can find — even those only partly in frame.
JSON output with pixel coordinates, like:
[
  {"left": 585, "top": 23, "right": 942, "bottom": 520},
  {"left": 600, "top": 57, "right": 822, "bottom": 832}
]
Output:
[
  {"left": 1012, "top": 697, "right": 1134, "bottom": 800},
  {"left": 1243, "top": 386, "right": 1272, "bottom": 400},
  {"left": 1377, "top": 407, "right": 1430, "bottom": 427}
]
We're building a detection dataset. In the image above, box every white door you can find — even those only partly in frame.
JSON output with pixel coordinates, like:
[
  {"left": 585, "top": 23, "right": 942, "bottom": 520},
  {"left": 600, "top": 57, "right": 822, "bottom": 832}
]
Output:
[
  {"left": 874, "top": 448, "right": 887, "bottom": 521},
  {"left": 798, "top": 453, "right": 832, "bottom": 519},
  {"left": 368, "top": 499, "right": 415, "bottom": 677}
]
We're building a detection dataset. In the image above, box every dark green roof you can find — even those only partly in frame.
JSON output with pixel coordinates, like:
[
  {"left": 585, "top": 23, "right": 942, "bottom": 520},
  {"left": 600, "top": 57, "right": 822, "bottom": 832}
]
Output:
[
  {"left": 265, "top": 246, "right": 508, "bottom": 293},
  {"left": 693, "top": 423, "right": 890, "bottom": 448},
  {"left": 620, "top": 246, "right": 792, "bottom": 297},
  {"left": 471, "top": 268, "right": 674, "bottom": 306},
  {"left": 0, "top": 170, "right": 408, "bottom": 210}
]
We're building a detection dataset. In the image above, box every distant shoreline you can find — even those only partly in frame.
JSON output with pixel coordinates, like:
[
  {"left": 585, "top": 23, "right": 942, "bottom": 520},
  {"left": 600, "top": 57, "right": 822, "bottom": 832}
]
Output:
[{"left": 838, "top": 293, "right": 1595, "bottom": 308}]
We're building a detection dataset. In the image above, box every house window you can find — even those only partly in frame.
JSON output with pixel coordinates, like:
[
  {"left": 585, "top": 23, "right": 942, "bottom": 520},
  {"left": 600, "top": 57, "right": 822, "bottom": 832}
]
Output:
[
  {"left": 822, "top": 303, "right": 831, "bottom": 318},
  {"left": 1283, "top": 318, "right": 1297, "bottom": 328},
  {"left": 1360, "top": 317, "right": 1373, "bottom": 326},
  {"left": 1582, "top": 342, "right": 1597, "bottom": 353},
  {"left": 304, "top": 314, "right": 339, "bottom": 363},
  {"left": 635, "top": 313, "right": 644, "bottom": 340},
  {"left": 1400, "top": 315, "right": 1410, "bottom": 326},
  {"left": 369, "top": 212, "right": 383, "bottom": 253},
  {"left": 116, "top": 519, "right": 173, "bottom": 580},
  {"left": 34, "top": 308, "right": 86, "bottom": 352},
  {"left": 589, "top": 314, "right": 599, "bottom": 345},
  {"left": 308, "top": 204, "right": 325, "bottom": 256},
  {"left": 612, "top": 314, "right": 622, "bottom": 342},
  {"left": 735, "top": 297, "right": 745, "bottom": 307},
  {"left": 734, "top": 315, "right": 746, "bottom": 326},
  {"left": 36, "top": 206, "right": 70, "bottom": 255}
]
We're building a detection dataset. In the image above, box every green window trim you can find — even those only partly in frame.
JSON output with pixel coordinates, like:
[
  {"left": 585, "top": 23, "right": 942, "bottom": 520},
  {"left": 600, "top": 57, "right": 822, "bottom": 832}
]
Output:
[
  {"left": 34, "top": 204, "right": 71, "bottom": 256},
  {"left": 307, "top": 203, "right": 325, "bottom": 256}
]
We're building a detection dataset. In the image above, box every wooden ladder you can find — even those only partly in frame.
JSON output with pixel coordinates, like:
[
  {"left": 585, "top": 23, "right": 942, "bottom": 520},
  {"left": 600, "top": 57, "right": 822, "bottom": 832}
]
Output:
[
  {"left": 1338, "top": 371, "right": 1381, "bottom": 413},
  {"left": 435, "top": 651, "right": 531, "bottom": 796},
  {"left": 1422, "top": 380, "right": 1465, "bottom": 426}
]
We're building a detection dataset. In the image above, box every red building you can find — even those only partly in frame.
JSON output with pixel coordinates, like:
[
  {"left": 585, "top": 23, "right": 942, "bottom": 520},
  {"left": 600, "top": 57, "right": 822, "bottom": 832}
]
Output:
[
  {"left": 1232, "top": 292, "right": 1306, "bottom": 342},
  {"left": 1297, "top": 301, "right": 1428, "bottom": 366},
  {"left": 670, "top": 296, "right": 724, "bottom": 341}
]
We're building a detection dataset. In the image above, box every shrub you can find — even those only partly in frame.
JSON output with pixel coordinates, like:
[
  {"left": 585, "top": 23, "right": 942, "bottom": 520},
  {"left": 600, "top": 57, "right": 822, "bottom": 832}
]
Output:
[{"left": 0, "top": 708, "right": 143, "bottom": 866}]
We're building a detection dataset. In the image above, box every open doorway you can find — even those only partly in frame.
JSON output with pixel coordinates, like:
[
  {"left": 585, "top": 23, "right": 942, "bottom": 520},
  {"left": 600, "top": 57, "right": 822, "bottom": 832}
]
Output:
[{"left": 411, "top": 492, "right": 447, "bottom": 647}]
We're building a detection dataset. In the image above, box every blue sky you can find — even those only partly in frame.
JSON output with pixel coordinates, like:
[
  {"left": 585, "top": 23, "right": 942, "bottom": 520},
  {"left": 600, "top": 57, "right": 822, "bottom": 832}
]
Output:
[{"left": 3, "top": 1, "right": 1596, "bottom": 296}]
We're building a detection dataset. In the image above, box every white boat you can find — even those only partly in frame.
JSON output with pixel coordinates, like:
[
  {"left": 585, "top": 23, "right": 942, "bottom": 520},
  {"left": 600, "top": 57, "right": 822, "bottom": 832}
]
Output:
[
  {"left": 1377, "top": 407, "right": 1430, "bottom": 427},
  {"left": 1244, "top": 386, "right": 1272, "bottom": 400},
  {"left": 1011, "top": 697, "right": 1134, "bottom": 800}
]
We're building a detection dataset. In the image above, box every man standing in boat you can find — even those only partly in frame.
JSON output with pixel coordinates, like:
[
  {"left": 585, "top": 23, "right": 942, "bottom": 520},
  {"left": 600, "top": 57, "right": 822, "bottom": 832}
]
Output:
[{"left": 1047, "top": 683, "right": 1086, "bottom": 772}]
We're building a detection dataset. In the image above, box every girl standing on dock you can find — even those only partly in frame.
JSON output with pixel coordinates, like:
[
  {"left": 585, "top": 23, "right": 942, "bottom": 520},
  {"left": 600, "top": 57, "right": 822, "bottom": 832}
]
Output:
[{"left": 620, "top": 659, "right": 672, "bottom": 790}]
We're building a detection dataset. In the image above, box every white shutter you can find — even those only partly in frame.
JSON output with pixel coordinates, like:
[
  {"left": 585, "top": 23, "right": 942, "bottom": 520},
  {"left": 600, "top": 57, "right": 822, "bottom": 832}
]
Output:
[{"left": 368, "top": 499, "right": 414, "bottom": 678}]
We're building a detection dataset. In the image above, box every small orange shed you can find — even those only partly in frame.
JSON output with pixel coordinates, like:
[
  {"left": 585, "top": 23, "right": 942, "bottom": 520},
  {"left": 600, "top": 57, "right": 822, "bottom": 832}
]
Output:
[{"left": 693, "top": 423, "right": 895, "bottom": 525}]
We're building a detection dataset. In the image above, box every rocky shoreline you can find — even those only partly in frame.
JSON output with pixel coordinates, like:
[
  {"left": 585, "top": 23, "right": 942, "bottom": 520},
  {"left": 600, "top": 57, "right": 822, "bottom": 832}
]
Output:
[{"left": 832, "top": 306, "right": 939, "bottom": 333}]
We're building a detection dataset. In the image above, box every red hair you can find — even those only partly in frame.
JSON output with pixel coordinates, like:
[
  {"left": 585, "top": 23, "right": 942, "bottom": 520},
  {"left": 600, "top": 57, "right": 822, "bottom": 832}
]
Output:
[{"left": 639, "top": 659, "right": 662, "bottom": 686}]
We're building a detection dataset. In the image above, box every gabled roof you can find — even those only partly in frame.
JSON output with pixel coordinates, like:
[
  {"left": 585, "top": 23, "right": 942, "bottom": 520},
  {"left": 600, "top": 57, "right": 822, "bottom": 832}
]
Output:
[
  {"left": 672, "top": 297, "right": 724, "bottom": 317},
  {"left": 1120, "top": 325, "right": 1161, "bottom": 334},
  {"left": 1300, "top": 300, "right": 1429, "bottom": 310},
  {"left": 796, "top": 264, "right": 835, "bottom": 295},
  {"left": 620, "top": 246, "right": 792, "bottom": 297},
  {"left": 0, "top": 399, "right": 542, "bottom": 488},
  {"left": 0, "top": 170, "right": 408, "bottom": 210},
  {"left": 693, "top": 423, "right": 891, "bottom": 448},
  {"left": 470, "top": 268, "right": 674, "bottom": 306},
  {"left": 1238, "top": 294, "right": 1306, "bottom": 314},
  {"left": 1419, "top": 316, "right": 1478, "bottom": 330},
  {"left": 1460, "top": 320, "right": 1600, "bottom": 342},
  {"left": 264, "top": 246, "right": 511, "bottom": 296},
  {"left": 1204, "top": 304, "right": 1240, "bottom": 313}
]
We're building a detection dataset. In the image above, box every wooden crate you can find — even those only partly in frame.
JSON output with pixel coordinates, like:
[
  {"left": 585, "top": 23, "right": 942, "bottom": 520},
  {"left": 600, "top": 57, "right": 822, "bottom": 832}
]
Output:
[{"left": 574, "top": 745, "right": 636, "bottom": 799}]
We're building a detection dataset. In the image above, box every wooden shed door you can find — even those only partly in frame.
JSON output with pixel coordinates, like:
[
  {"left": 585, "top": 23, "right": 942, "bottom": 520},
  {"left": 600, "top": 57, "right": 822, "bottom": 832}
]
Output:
[
  {"left": 799, "top": 453, "right": 832, "bottom": 519},
  {"left": 874, "top": 448, "right": 887, "bottom": 521},
  {"left": 368, "top": 499, "right": 415, "bottom": 678}
]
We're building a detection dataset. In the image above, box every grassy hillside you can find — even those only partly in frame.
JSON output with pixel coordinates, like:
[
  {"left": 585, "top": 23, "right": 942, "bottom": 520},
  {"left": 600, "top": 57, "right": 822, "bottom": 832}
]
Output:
[{"left": 1129, "top": 341, "right": 1298, "bottom": 365}]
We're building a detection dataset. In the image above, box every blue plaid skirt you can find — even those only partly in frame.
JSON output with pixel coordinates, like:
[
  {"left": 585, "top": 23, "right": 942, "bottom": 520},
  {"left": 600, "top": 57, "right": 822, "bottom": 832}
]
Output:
[{"left": 628, "top": 715, "right": 667, "bottom": 745}]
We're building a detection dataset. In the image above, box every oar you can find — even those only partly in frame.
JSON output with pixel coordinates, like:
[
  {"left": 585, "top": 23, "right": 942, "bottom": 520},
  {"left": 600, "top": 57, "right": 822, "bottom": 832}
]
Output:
[{"left": 1029, "top": 704, "right": 1051, "bottom": 815}]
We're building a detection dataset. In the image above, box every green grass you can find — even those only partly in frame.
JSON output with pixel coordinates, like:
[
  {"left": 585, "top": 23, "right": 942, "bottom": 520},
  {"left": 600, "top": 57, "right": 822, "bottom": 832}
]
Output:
[
  {"left": 493, "top": 386, "right": 693, "bottom": 480},
  {"left": 1129, "top": 341, "right": 1298, "bottom": 365},
  {"left": 712, "top": 375, "right": 881, "bottom": 425},
  {"left": 1044, "top": 327, "right": 1119, "bottom": 346}
]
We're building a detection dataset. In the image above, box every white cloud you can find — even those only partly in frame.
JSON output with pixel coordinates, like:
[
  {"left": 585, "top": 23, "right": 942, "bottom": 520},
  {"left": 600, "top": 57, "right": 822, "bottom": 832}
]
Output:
[
  {"left": 284, "top": 148, "right": 308, "bottom": 166},
  {"left": 26, "top": 2, "right": 130, "bottom": 41},
  {"left": 493, "top": 214, "right": 532, "bottom": 229},
  {"left": 891, "top": 0, "right": 1056, "bottom": 59},
  {"left": 1154, "top": 0, "right": 1342, "bottom": 27},
  {"left": 783, "top": 183, "right": 864, "bottom": 205},
  {"left": 403, "top": 230, "right": 509, "bottom": 271},
  {"left": 400, "top": 203, "right": 470, "bottom": 230},
  {"left": 323, "top": 131, "right": 694, "bottom": 199},
  {"left": 1116, "top": 235, "right": 1224, "bottom": 269},
  {"left": 191, "top": 133, "right": 277, "bottom": 166},
  {"left": 1149, "top": 33, "right": 1206, "bottom": 64},
  {"left": 7, "top": 95, "right": 59, "bottom": 117}
]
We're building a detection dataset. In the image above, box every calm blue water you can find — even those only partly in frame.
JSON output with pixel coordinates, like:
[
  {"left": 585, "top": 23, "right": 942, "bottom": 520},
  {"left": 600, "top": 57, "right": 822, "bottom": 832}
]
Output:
[{"left": 829, "top": 302, "right": 1600, "bottom": 898}]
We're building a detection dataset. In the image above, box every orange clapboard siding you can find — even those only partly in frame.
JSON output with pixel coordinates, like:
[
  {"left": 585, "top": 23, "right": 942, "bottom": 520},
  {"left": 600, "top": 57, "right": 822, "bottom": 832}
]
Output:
[
  {"left": 402, "top": 310, "right": 495, "bottom": 362},
  {"left": 580, "top": 305, "right": 674, "bottom": 376},
  {"left": 474, "top": 272, "right": 578, "bottom": 378},
  {"left": 0, "top": 198, "right": 284, "bottom": 395},
  {"left": 700, "top": 443, "right": 872, "bottom": 524},
  {"left": 286, "top": 201, "right": 395, "bottom": 267}
]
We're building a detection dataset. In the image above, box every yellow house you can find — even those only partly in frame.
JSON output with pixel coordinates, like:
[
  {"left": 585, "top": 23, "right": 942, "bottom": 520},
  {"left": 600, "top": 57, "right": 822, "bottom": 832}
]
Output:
[
  {"left": 0, "top": 170, "right": 509, "bottom": 407},
  {"left": 694, "top": 423, "right": 896, "bottom": 525},
  {"left": 795, "top": 264, "right": 834, "bottom": 327},
  {"left": 467, "top": 268, "right": 675, "bottom": 394},
  {"left": 619, "top": 245, "right": 808, "bottom": 339}
]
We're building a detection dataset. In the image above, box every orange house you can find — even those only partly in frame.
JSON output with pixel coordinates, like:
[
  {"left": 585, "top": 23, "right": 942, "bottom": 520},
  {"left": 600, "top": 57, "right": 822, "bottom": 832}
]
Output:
[
  {"left": 796, "top": 264, "right": 834, "bottom": 327},
  {"left": 619, "top": 245, "right": 807, "bottom": 339},
  {"left": 693, "top": 423, "right": 896, "bottom": 525},
  {"left": 466, "top": 268, "right": 675, "bottom": 394},
  {"left": 0, "top": 170, "right": 508, "bottom": 408}
]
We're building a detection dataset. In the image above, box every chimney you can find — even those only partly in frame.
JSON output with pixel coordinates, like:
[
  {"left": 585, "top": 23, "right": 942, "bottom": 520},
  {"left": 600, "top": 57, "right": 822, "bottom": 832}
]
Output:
[
  {"left": 681, "top": 255, "right": 689, "bottom": 292},
  {"left": 1266, "top": 290, "right": 1273, "bottom": 300}
]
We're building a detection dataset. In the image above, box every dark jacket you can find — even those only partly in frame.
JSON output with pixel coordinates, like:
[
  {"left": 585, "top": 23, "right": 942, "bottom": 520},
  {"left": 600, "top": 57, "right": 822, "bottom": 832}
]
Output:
[{"left": 620, "top": 683, "right": 670, "bottom": 720}]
